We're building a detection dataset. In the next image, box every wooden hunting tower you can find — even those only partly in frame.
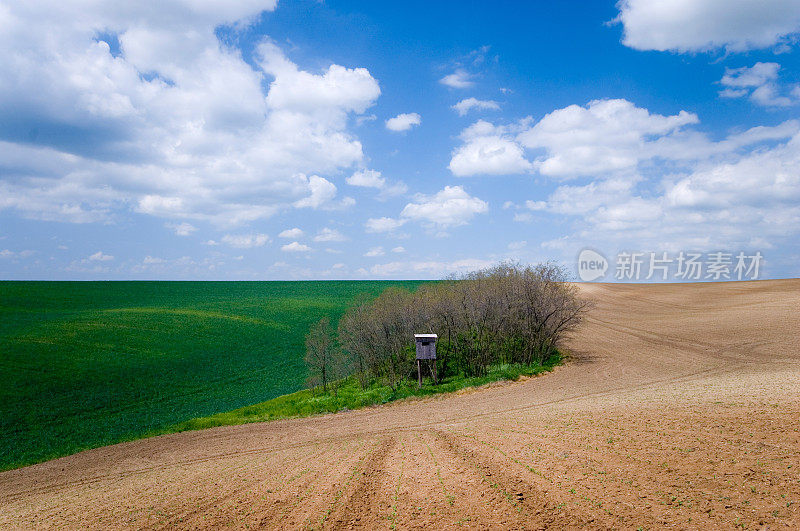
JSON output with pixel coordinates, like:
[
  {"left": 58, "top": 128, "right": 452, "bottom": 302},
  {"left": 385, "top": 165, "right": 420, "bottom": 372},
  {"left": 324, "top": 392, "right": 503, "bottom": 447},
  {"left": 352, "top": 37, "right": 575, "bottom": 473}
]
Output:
[
  {"left": 414, "top": 334, "right": 437, "bottom": 360},
  {"left": 414, "top": 333, "right": 438, "bottom": 387}
]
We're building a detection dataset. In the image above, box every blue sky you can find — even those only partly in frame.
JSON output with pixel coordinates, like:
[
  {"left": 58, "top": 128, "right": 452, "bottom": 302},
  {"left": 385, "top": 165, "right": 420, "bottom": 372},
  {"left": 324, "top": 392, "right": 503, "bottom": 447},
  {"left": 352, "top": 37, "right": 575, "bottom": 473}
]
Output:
[{"left": 1, "top": 0, "right": 799, "bottom": 280}]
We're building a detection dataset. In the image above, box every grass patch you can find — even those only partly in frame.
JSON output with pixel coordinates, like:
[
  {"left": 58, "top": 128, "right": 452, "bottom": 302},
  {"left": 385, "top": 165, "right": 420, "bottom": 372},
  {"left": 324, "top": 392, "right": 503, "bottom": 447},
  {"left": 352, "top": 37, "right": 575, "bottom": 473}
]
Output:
[{"left": 168, "top": 353, "right": 562, "bottom": 433}]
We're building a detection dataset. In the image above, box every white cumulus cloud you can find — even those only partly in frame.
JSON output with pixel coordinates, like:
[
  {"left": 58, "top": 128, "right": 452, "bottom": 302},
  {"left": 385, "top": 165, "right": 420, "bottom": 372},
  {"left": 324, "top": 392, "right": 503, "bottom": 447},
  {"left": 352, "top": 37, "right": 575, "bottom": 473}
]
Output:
[
  {"left": 517, "top": 99, "right": 698, "bottom": 178},
  {"left": 293, "top": 175, "right": 339, "bottom": 209},
  {"left": 364, "top": 216, "right": 407, "bottom": 233},
  {"left": 346, "top": 169, "right": 385, "bottom": 188},
  {"left": 278, "top": 227, "right": 304, "bottom": 239},
  {"left": 449, "top": 120, "right": 533, "bottom": 177},
  {"left": 452, "top": 97, "right": 501, "bottom": 116},
  {"left": 719, "top": 62, "right": 800, "bottom": 107},
  {"left": 439, "top": 69, "right": 474, "bottom": 89},
  {"left": 281, "top": 241, "right": 312, "bottom": 252},
  {"left": 313, "top": 228, "right": 347, "bottom": 242},
  {"left": 616, "top": 0, "right": 800, "bottom": 52},
  {"left": 345, "top": 169, "right": 406, "bottom": 199},
  {"left": 385, "top": 113, "right": 421, "bottom": 132},
  {"left": 400, "top": 186, "right": 488, "bottom": 228},
  {"left": 450, "top": 99, "right": 779, "bottom": 180},
  {"left": 366, "top": 187, "right": 488, "bottom": 234},
  {"left": 220, "top": 233, "right": 270, "bottom": 248},
  {"left": 513, "top": 99, "right": 800, "bottom": 262},
  {"left": 0, "top": 1, "right": 378, "bottom": 227}
]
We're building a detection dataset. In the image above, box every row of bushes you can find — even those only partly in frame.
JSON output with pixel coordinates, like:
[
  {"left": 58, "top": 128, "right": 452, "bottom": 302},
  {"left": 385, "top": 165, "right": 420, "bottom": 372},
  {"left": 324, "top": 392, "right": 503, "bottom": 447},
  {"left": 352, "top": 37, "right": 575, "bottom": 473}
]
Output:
[{"left": 305, "top": 262, "right": 591, "bottom": 392}]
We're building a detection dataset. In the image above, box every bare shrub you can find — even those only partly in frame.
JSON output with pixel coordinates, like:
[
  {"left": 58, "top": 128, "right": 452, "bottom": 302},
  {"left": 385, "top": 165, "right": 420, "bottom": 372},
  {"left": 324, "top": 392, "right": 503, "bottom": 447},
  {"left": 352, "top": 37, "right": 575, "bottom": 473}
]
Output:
[{"left": 304, "top": 316, "right": 338, "bottom": 393}]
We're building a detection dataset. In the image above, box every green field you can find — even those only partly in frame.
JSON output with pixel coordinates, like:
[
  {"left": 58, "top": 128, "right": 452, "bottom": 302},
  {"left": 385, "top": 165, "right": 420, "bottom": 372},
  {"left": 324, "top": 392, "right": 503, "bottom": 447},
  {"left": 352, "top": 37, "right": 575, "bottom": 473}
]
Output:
[{"left": 0, "top": 281, "right": 423, "bottom": 471}]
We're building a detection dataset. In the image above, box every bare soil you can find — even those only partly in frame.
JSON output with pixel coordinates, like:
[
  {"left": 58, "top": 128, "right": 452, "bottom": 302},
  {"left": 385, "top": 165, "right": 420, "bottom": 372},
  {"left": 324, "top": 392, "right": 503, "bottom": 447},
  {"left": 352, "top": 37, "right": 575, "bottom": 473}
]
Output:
[{"left": 2, "top": 280, "right": 799, "bottom": 529}]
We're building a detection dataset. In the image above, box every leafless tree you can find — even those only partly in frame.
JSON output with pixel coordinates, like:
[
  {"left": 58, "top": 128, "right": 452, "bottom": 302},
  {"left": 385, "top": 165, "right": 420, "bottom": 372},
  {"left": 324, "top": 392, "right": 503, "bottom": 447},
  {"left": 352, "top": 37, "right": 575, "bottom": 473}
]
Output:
[
  {"left": 337, "top": 293, "right": 378, "bottom": 389},
  {"left": 304, "top": 316, "right": 337, "bottom": 393}
]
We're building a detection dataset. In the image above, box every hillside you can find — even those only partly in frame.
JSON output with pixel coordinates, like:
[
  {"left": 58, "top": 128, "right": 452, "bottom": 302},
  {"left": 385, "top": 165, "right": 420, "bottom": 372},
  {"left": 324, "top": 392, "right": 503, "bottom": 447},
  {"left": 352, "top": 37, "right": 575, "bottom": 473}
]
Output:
[
  {"left": 1, "top": 280, "right": 799, "bottom": 528},
  {"left": 0, "top": 281, "right": 423, "bottom": 470}
]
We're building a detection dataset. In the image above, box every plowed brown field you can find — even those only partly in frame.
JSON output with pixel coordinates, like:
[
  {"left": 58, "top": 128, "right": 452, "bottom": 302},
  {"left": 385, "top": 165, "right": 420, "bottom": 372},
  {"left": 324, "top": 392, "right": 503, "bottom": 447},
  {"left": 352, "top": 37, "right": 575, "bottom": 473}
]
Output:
[{"left": 2, "top": 280, "right": 799, "bottom": 529}]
